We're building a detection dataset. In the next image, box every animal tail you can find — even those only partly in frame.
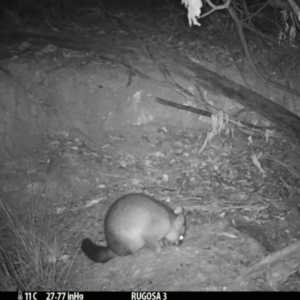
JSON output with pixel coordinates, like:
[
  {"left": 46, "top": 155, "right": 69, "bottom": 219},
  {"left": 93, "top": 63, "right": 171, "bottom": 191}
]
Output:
[{"left": 81, "top": 238, "right": 116, "bottom": 263}]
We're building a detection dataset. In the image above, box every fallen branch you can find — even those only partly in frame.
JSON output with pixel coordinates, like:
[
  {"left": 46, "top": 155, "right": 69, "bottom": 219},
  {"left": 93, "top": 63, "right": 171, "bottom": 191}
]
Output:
[{"left": 229, "top": 241, "right": 300, "bottom": 290}]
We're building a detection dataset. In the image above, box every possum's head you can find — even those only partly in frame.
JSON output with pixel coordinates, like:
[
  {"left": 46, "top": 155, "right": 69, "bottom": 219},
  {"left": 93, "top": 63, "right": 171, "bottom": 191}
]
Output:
[{"left": 165, "top": 206, "right": 186, "bottom": 245}]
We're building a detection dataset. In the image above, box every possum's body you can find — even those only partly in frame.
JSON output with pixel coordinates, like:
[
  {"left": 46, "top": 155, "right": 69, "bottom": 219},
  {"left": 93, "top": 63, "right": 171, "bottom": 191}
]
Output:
[{"left": 81, "top": 193, "right": 186, "bottom": 263}]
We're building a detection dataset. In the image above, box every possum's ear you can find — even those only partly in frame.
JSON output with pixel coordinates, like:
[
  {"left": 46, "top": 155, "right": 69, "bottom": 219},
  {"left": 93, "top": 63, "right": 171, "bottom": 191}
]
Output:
[
  {"left": 174, "top": 206, "right": 183, "bottom": 214},
  {"left": 174, "top": 214, "right": 185, "bottom": 229}
]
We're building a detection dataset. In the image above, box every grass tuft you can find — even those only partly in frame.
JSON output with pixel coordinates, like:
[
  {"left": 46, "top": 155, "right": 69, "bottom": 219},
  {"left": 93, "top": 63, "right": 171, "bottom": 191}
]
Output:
[{"left": 0, "top": 193, "right": 75, "bottom": 291}]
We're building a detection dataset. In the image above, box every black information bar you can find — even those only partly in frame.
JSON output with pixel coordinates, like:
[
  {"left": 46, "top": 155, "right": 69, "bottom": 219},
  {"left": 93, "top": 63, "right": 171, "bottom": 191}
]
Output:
[
  {"left": 1, "top": 291, "right": 286, "bottom": 299},
  {"left": 2, "top": 292, "right": 180, "bottom": 300}
]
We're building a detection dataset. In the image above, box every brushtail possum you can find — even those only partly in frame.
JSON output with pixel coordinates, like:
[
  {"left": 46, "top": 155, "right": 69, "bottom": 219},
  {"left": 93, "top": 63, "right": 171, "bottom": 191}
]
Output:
[{"left": 81, "top": 193, "right": 186, "bottom": 263}]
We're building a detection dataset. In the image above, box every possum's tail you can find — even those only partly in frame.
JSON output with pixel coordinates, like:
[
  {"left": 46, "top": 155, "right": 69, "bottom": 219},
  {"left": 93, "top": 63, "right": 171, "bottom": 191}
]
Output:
[{"left": 81, "top": 238, "right": 116, "bottom": 263}]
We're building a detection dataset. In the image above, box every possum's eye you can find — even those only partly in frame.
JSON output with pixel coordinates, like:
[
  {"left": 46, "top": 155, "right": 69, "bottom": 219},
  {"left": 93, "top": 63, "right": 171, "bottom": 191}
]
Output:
[{"left": 178, "top": 235, "right": 184, "bottom": 245}]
